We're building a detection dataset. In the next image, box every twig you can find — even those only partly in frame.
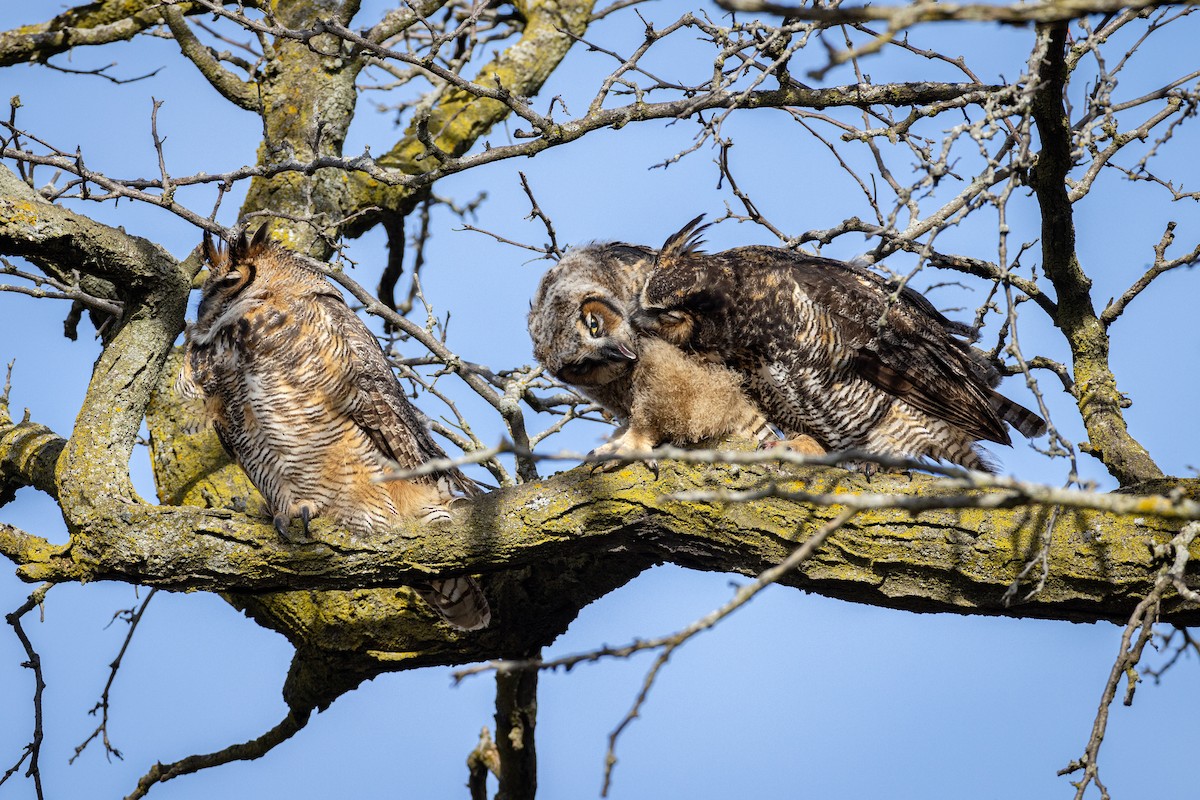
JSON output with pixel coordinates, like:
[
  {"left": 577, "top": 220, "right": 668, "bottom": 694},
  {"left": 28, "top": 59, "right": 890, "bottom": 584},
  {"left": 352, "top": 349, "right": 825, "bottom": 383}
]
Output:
[
  {"left": 1102, "top": 222, "right": 1200, "bottom": 327},
  {"left": 1, "top": 583, "right": 53, "bottom": 800},
  {"left": 1058, "top": 522, "right": 1200, "bottom": 799},
  {"left": 518, "top": 172, "right": 561, "bottom": 258},
  {"left": 71, "top": 589, "right": 158, "bottom": 765}
]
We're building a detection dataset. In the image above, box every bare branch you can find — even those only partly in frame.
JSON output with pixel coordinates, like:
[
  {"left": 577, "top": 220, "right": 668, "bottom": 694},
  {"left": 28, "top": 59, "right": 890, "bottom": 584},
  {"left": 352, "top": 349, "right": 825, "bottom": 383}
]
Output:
[
  {"left": 601, "top": 508, "right": 857, "bottom": 796},
  {"left": 717, "top": 0, "right": 1194, "bottom": 27},
  {"left": 126, "top": 710, "right": 309, "bottom": 800},
  {"left": 71, "top": 590, "right": 158, "bottom": 765},
  {"left": 1027, "top": 22, "right": 1162, "bottom": 484},
  {"left": 161, "top": 4, "right": 261, "bottom": 111},
  {"left": 0, "top": 258, "right": 124, "bottom": 316},
  {"left": 518, "top": 172, "right": 562, "bottom": 259},
  {"left": 1, "top": 583, "right": 52, "bottom": 800},
  {"left": 0, "top": 0, "right": 173, "bottom": 67},
  {"left": 1059, "top": 522, "right": 1200, "bottom": 798},
  {"left": 1101, "top": 221, "right": 1200, "bottom": 326}
]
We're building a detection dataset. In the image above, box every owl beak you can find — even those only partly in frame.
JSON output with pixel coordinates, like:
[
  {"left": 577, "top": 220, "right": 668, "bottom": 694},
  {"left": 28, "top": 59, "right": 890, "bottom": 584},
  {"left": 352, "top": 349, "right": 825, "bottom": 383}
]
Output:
[{"left": 604, "top": 342, "right": 637, "bottom": 361}]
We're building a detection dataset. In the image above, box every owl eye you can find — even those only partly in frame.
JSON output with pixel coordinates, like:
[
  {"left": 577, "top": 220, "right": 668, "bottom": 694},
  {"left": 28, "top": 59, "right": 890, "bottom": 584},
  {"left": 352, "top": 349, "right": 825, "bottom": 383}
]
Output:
[
  {"left": 585, "top": 313, "right": 603, "bottom": 338},
  {"left": 218, "top": 269, "right": 244, "bottom": 286}
]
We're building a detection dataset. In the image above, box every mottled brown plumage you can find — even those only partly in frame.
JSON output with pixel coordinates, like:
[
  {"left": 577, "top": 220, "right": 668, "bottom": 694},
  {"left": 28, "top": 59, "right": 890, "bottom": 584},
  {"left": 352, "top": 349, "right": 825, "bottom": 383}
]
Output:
[
  {"left": 177, "top": 227, "right": 489, "bottom": 630},
  {"left": 527, "top": 242, "right": 772, "bottom": 459},
  {"left": 637, "top": 216, "right": 1046, "bottom": 471}
]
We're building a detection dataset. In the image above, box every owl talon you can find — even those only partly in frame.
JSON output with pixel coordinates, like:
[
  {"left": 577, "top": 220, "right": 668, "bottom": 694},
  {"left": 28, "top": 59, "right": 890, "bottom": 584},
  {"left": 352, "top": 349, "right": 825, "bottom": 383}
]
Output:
[
  {"left": 587, "top": 449, "right": 617, "bottom": 473},
  {"left": 299, "top": 506, "right": 312, "bottom": 537},
  {"left": 273, "top": 514, "right": 291, "bottom": 539},
  {"left": 844, "top": 460, "right": 879, "bottom": 479}
]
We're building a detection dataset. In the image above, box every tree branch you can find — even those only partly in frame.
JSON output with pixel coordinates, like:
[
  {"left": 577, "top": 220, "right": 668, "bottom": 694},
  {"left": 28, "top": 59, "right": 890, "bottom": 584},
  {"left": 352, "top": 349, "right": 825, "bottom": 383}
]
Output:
[
  {"left": 0, "top": 0, "right": 180, "bottom": 67},
  {"left": 494, "top": 661, "right": 538, "bottom": 800},
  {"left": 366, "top": 0, "right": 452, "bottom": 44},
  {"left": 4, "top": 416, "right": 1200, "bottom": 623},
  {"left": 125, "top": 709, "right": 308, "bottom": 800},
  {"left": 1027, "top": 23, "right": 1163, "bottom": 484},
  {"left": 0, "top": 165, "right": 174, "bottom": 296},
  {"left": 716, "top": 0, "right": 1195, "bottom": 26},
  {"left": 161, "top": 4, "right": 261, "bottom": 112}
]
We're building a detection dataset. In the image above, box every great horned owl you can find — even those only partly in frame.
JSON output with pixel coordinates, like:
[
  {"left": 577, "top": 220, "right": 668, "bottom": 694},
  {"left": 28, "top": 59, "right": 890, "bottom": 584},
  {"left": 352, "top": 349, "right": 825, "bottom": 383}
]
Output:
[
  {"left": 177, "top": 226, "right": 490, "bottom": 630},
  {"left": 636, "top": 216, "right": 1047, "bottom": 471},
  {"left": 527, "top": 242, "right": 772, "bottom": 459}
]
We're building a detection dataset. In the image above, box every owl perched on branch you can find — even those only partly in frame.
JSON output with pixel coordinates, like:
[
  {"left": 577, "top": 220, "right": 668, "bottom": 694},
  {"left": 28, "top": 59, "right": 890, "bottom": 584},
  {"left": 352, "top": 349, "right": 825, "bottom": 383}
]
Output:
[
  {"left": 636, "top": 216, "right": 1047, "bottom": 472},
  {"left": 177, "top": 226, "right": 490, "bottom": 631},
  {"left": 528, "top": 242, "right": 774, "bottom": 460}
]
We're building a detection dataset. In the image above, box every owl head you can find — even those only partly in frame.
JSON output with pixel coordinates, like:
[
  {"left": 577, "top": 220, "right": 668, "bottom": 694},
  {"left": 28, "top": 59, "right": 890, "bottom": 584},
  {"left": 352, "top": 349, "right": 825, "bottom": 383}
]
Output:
[
  {"left": 527, "top": 242, "right": 656, "bottom": 390},
  {"left": 194, "top": 225, "right": 337, "bottom": 335},
  {"left": 635, "top": 215, "right": 726, "bottom": 348}
]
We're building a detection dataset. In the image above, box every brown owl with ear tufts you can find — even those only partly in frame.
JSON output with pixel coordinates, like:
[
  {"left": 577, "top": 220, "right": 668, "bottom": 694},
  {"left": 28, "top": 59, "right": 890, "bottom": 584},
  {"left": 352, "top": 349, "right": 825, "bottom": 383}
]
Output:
[
  {"left": 528, "top": 241, "right": 774, "bottom": 460},
  {"left": 636, "top": 216, "right": 1047, "bottom": 471},
  {"left": 177, "top": 226, "right": 490, "bottom": 631}
]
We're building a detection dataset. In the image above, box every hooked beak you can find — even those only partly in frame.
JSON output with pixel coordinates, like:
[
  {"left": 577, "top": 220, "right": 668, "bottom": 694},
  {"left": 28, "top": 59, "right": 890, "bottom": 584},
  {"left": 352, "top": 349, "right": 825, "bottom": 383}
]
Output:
[{"left": 602, "top": 341, "right": 637, "bottom": 361}]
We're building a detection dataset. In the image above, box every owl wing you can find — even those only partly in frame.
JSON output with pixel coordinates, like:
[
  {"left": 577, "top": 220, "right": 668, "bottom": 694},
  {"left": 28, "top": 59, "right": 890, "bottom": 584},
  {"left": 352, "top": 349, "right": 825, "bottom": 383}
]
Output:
[
  {"left": 315, "top": 294, "right": 478, "bottom": 496},
  {"left": 782, "top": 254, "right": 1012, "bottom": 445}
]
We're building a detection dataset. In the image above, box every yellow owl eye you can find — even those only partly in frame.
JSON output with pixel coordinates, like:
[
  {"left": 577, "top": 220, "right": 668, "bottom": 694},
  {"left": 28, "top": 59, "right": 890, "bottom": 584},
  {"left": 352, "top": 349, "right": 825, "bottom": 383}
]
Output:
[{"left": 586, "top": 314, "right": 602, "bottom": 337}]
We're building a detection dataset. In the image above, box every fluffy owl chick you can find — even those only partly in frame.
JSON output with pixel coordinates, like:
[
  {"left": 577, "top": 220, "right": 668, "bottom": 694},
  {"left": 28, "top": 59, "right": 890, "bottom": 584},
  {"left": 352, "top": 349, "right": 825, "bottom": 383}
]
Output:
[
  {"left": 528, "top": 242, "right": 771, "bottom": 460},
  {"left": 637, "top": 216, "right": 1047, "bottom": 471},
  {"left": 178, "top": 226, "right": 490, "bottom": 630}
]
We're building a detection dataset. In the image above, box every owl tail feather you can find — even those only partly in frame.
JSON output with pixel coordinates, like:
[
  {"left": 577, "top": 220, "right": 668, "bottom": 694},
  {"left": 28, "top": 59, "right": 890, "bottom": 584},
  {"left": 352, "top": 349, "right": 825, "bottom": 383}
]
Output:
[
  {"left": 989, "top": 393, "right": 1048, "bottom": 440},
  {"left": 416, "top": 576, "right": 491, "bottom": 631}
]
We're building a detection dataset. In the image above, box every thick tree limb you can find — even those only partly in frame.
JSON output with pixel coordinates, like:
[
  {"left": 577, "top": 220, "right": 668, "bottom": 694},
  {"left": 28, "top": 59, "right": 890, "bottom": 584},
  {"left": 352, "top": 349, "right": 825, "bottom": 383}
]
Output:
[
  {"left": 494, "top": 663, "right": 538, "bottom": 800},
  {"left": 3, "top": 397, "right": 1199, "bottom": 623},
  {"left": 0, "top": 166, "right": 147, "bottom": 304},
  {"left": 0, "top": 164, "right": 190, "bottom": 518},
  {"left": 0, "top": 0, "right": 178, "bottom": 67}
]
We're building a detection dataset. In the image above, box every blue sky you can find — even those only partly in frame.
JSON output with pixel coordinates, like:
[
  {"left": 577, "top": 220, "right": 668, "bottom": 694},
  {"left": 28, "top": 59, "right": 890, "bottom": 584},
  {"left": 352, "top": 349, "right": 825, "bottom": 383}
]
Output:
[{"left": 1, "top": 2, "right": 1198, "bottom": 798}]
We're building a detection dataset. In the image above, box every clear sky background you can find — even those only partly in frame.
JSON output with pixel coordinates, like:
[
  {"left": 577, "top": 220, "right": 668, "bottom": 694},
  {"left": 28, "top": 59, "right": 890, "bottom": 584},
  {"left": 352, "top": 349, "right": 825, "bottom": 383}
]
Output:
[{"left": 1, "top": 1, "right": 1198, "bottom": 798}]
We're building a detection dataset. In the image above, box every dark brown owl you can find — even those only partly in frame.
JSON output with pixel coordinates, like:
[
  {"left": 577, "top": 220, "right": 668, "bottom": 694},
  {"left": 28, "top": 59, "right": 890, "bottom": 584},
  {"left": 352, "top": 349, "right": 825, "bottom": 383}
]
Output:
[
  {"left": 635, "top": 216, "right": 1047, "bottom": 471},
  {"left": 177, "top": 226, "right": 490, "bottom": 630},
  {"left": 528, "top": 241, "right": 774, "bottom": 460}
]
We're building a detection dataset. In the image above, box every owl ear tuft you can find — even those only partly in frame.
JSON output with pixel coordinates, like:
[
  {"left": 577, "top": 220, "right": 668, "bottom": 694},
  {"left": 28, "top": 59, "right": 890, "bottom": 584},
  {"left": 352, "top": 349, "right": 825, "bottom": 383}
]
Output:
[
  {"left": 201, "top": 231, "right": 232, "bottom": 274},
  {"left": 249, "top": 223, "right": 271, "bottom": 252},
  {"left": 201, "top": 232, "right": 220, "bottom": 266},
  {"left": 232, "top": 227, "right": 251, "bottom": 261},
  {"left": 228, "top": 223, "right": 270, "bottom": 261},
  {"left": 659, "top": 214, "right": 710, "bottom": 265}
]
